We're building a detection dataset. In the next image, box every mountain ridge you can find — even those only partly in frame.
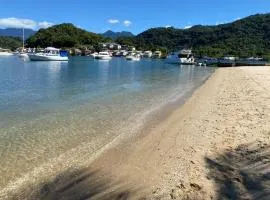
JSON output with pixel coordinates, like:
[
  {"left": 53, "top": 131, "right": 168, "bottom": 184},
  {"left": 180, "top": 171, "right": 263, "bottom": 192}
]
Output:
[
  {"left": 0, "top": 28, "right": 36, "bottom": 39},
  {"left": 102, "top": 30, "right": 134, "bottom": 39}
]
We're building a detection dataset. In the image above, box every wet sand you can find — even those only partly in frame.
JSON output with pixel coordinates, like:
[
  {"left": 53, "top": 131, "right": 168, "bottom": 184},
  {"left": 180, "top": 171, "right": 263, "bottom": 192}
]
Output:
[{"left": 2, "top": 66, "right": 270, "bottom": 199}]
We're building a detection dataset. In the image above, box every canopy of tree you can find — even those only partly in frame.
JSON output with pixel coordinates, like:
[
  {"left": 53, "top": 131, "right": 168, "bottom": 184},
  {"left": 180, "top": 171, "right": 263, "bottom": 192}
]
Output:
[
  {"left": 0, "top": 36, "right": 21, "bottom": 50},
  {"left": 26, "top": 23, "right": 108, "bottom": 48}
]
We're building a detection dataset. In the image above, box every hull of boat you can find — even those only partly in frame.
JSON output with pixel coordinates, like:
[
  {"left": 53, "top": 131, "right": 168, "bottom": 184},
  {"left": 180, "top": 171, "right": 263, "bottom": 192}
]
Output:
[
  {"left": 95, "top": 56, "right": 112, "bottom": 60},
  {"left": 0, "top": 52, "right": 13, "bottom": 56},
  {"left": 165, "top": 57, "right": 195, "bottom": 65},
  {"left": 126, "top": 56, "right": 140, "bottom": 61},
  {"left": 29, "top": 54, "right": 68, "bottom": 61},
  {"left": 18, "top": 53, "right": 29, "bottom": 58}
]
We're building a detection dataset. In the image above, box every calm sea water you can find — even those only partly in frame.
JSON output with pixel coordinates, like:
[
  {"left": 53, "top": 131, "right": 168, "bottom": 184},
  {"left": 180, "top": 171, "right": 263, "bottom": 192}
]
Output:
[{"left": 0, "top": 56, "right": 215, "bottom": 191}]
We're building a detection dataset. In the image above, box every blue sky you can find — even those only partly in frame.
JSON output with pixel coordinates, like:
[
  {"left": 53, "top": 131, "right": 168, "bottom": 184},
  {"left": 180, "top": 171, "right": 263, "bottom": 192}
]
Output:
[{"left": 0, "top": 0, "right": 269, "bottom": 34}]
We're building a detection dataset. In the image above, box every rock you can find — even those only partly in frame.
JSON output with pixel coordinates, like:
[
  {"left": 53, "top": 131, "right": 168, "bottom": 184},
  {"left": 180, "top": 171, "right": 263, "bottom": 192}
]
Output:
[{"left": 190, "top": 183, "right": 202, "bottom": 191}]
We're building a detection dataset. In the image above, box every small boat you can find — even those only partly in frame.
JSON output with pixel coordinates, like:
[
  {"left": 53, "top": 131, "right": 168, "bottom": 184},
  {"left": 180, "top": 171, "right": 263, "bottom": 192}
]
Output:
[
  {"left": 218, "top": 56, "right": 236, "bottom": 67},
  {"left": 0, "top": 48, "right": 13, "bottom": 56},
  {"left": 95, "top": 51, "right": 112, "bottom": 60},
  {"left": 165, "top": 49, "right": 195, "bottom": 65},
  {"left": 18, "top": 28, "right": 28, "bottom": 58},
  {"left": 28, "top": 47, "right": 69, "bottom": 61},
  {"left": 235, "top": 57, "right": 266, "bottom": 66},
  {"left": 18, "top": 52, "right": 29, "bottom": 58},
  {"left": 143, "top": 51, "right": 152, "bottom": 58},
  {"left": 126, "top": 54, "right": 141, "bottom": 61},
  {"left": 89, "top": 52, "right": 98, "bottom": 59},
  {"left": 152, "top": 51, "right": 162, "bottom": 58}
]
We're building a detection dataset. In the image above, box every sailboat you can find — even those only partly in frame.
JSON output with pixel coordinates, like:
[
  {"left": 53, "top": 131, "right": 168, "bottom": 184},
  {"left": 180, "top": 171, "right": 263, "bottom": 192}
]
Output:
[{"left": 18, "top": 28, "right": 29, "bottom": 58}]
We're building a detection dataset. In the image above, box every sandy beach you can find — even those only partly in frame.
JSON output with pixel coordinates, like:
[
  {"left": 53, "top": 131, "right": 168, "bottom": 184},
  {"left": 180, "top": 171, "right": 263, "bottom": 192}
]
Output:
[{"left": 3, "top": 66, "right": 270, "bottom": 199}]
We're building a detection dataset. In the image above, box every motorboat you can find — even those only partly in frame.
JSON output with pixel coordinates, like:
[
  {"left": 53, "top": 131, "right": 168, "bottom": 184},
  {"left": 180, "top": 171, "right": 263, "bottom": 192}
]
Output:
[
  {"left": 218, "top": 56, "right": 236, "bottom": 67},
  {"left": 152, "top": 51, "right": 162, "bottom": 58},
  {"left": 165, "top": 49, "right": 195, "bottom": 65},
  {"left": 0, "top": 48, "right": 13, "bottom": 56},
  {"left": 95, "top": 51, "right": 112, "bottom": 60},
  {"left": 28, "top": 47, "right": 69, "bottom": 61},
  {"left": 89, "top": 52, "right": 98, "bottom": 58},
  {"left": 126, "top": 53, "right": 141, "bottom": 61},
  {"left": 143, "top": 51, "right": 152, "bottom": 58}
]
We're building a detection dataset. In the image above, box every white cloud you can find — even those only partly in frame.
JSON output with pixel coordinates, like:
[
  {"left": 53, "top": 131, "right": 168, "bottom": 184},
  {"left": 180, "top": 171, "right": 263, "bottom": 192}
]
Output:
[
  {"left": 0, "top": 17, "right": 54, "bottom": 30},
  {"left": 38, "top": 21, "right": 54, "bottom": 29},
  {"left": 0, "top": 17, "right": 36, "bottom": 29},
  {"left": 184, "top": 25, "right": 192, "bottom": 29},
  {"left": 165, "top": 25, "right": 172, "bottom": 28},
  {"left": 123, "top": 20, "right": 132, "bottom": 27},
  {"left": 108, "top": 19, "right": 120, "bottom": 24}
]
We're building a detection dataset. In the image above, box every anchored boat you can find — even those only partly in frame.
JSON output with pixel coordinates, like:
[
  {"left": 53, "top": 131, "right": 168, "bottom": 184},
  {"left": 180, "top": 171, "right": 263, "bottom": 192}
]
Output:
[
  {"left": 28, "top": 47, "right": 69, "bottom": 61},
  {"left": 165, "top": 49, "right": 195, "bottom": 65},
  {"left": 95, "top": 51, "right": 112, "bottom": 60}
]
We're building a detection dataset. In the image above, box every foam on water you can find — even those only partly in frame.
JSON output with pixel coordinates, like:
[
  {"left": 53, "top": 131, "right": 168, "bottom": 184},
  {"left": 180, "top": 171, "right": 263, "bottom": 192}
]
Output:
[{"left": 0, "top": 56, "right": 215, "bottom": 197}]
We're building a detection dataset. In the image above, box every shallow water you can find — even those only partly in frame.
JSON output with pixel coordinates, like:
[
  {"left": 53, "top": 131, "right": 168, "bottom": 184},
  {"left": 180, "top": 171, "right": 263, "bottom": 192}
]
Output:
[{"left": 0, "top": 56, "right": 215, "bottom": 189}]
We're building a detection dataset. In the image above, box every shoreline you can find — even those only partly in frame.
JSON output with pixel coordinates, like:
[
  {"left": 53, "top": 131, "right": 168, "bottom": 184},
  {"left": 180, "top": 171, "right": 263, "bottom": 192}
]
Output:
[{"left": 2, "top": 66, "right": 270, "bottom": 199}]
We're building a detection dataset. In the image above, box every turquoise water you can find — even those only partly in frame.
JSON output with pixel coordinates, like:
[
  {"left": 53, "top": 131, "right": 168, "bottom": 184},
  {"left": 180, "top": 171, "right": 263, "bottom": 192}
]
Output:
[{"left": 0, "top": 56, "right": 215, "bottom": 190}]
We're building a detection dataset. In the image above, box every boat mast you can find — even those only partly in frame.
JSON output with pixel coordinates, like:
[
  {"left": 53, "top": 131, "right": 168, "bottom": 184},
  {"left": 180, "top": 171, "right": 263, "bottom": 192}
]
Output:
[{"left": 22, "top": 28, "right": 24, "bottom": 52}]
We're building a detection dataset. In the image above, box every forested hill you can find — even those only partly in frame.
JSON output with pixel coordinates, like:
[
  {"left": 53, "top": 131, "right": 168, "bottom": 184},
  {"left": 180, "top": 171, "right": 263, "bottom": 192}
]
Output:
[
  {"left": 24, "top": 13, "right": 270, "bottom": 58},
  {"left": 0, "top": 36, "right": 21, "bottom": 50},
  {"left": 134, "top": 13, "right": 270, "bottom": 57},
  {"left": 26, "top": 23, "right": 108, "bottom": 48}
]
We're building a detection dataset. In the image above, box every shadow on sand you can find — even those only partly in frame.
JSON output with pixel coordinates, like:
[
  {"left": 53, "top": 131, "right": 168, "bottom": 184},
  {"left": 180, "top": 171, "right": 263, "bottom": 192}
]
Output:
[
  {"left": 12, "top": 167, "right": 145, "bottom": 200},
  {"left": 205, "top": 143, "right": 270, "bottom": 200}
]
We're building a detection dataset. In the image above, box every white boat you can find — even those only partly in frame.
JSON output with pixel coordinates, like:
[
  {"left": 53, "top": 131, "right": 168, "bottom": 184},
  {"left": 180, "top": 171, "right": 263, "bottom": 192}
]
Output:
[
  {"left": 18, "top": 52, "right": 29, "bottom": 58},
  {"left": 126, "top": 54, "right": 141, "bottom": 61},
  {"left": 95, "top": 51, "right": 112, "bottom": 60},
  {"left": 165, "top": 49, "right": 195, "bottom": 65},
  {"left": 152, "top": 51, "right": 162, "bottom": 58},
  {"left": 143, "top": 51, "right": 152, "bottom": 58},
  {"left": 17, "top": 28, "right": 29, "bottom": 58},
  {"left": 89, "top": 52, "right": 98, "bottom": 58},
  {"left": 28, "top": 47, "right": 69, "bottom": 61},
  {"left": 0, "top": 48, "right": 13, "bottom": 56}
]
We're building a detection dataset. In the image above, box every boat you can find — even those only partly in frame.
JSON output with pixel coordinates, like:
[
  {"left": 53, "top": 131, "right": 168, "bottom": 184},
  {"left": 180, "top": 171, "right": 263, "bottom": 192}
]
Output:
[
  {"left": 235, "top": 57, "right": 266, "bottom": 66},
  {"left": 196, "top": 57, "right": 218, "bottom": 66},
  {"left": 0, "top": 48, "right": 13, "bottom": 56},
  {"left": 165, "top": 49, "right": 195, "bottom": 65},
  {"left": 152, "top": 51, "right": 162, "bottom": 58},
  {"left": 126, "top": 54, "right": 141, "bottom": 61},
  {"left": 218, "top": 56, "right": 236, "bottom": 67},
  {"left": 143, "top": 51, "right": 152, "bottom": 58},
  {"left": 95, "top": 51, "right": 112, "bottom": 60},
  {"left": 18, "top": 28, "right": 29, "bottom": 58},
  {"left": 28, "top": 47, "right": 69, "bottom": 61},
  {"left": 89, "top": 52, "right": 98, "bottom": 58}
]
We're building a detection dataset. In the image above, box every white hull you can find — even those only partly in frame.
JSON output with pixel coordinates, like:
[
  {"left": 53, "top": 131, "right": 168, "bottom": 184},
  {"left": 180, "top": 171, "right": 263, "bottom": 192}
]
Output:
[
  {"left": 29, "top": 54, "right": 68, "bottom": 61},
  {"left": 165, "top": 57, "right": 195, "bottom": 65},
  {"left": 18, "top": 53, "right": 29, "bottom": 58},
  {"left": 95, "top": 55, "right": 112, "bottom": 60},
  {"left": 126, "top": 56, "right": 140, "bottom": 61},
  {"left": 0, "top": 52, "right": 13, "bottom": 56}
]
